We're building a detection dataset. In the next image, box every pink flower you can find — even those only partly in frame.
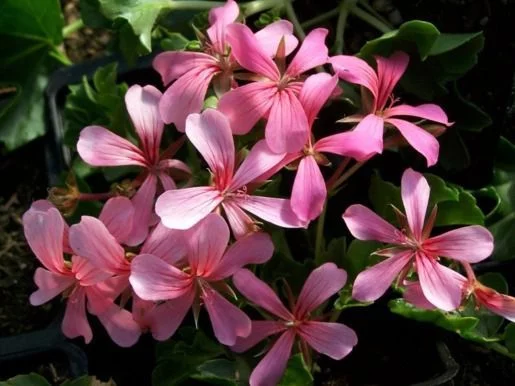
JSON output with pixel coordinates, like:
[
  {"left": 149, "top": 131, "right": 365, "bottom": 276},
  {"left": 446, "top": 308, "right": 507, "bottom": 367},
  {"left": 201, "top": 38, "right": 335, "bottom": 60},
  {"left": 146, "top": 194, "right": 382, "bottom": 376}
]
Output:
[
  {"left": 155, "top": 109, "right": 306, "bottom": 238},
  {"left": 330, "top": 52, "right": 451, "bottom": 166},
  {"left": 154, "top": 0, "right": 298, "bottom": 130},
  {"left": 343, "top": 168, "right": 494, "bottom": 311},
  {"left": 77, "top": 84, "right": 190, "bottom": 245},
  {"left": 286, "top": 73, "right": 384, "bottom": 222},
  {"left": 218, "top": 25, "right": 329, "bottom": 153},
  {"left": 231, "top": 264, "right": 357, "bottom": 386},
  {"left": 129, "top": 213, "right": 274, "bottom": 345},
  {"left": 24, "top": 201, "right": 140, "bottom": 347}
]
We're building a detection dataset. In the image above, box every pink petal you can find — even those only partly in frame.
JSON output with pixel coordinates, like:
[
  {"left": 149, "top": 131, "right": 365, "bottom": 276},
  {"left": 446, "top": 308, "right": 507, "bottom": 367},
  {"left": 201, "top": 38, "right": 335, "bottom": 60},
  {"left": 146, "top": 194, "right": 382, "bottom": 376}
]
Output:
[
  {"left": 475, "top": 286, "right": 515, "bottom": 322},
  {"left": 86, "top": 279, "right": 127, "bottom": 315},
  {"left": 400, "top": 168, "right": 430, "bottom": 240},
  {"left": 62, "top": 287, "right": 92, "bottom": 343},
  {"left": 141, "top": 222, "right": 187, "bottom": 265},
  {"left": 222, "top": 201, "right": 257, "bottom": 239},
  {"left": 329, "top": 55, "right": 378, "bottom": 100},
  {"left": 249, "top": 330, "right": 296, "bottom": 386},
  {"left": 207, "top": 0, "right": 239, "bottom": 51},
  {"left": 158, "top": 172, "right": 176, "bottom": 190},
  {"left": 208, "top": 231, "right": 274, "bottom": 280},
  {"left": 286, "top": 28, "right": 329, "bottom": 77},
  {"left": 218, "top": 81, "right": 277, "bottom": 135},
  {"left": 71, "top": 255, "right": 111, "bottom": 287},
  {"left": 158, "top": 158, "right": 192, "bottom": 180},
  {"left": 415, "top": 253, "right": 464, "bottom": 311},
  {"left": 144, "top": 293, "right": 194, "bottom": 341},
  {"left": 254, "top": 19, "right": 298, "bottom": 56},
  {"left": 30, "top": 268, "right": 75, "bottom": 306},
  {"left": 375, "top": 51, "right": 409, "bottom": 110},
  {"left": 384, "top": 103, "right": 451, "bottom": 125},
  {"left": 233, "top": 268, "right": 293, "bottom": 320},
  {"left": 294, "top": 263, "right": 347, "bottom": 318},
  {"left": 266, "top": 89, "right": 309, "bottom": 153},
  {"left": 233, "top": 195, "right": 307, "bottom": 229},
  {"left": 186, "top": 109, "right": 235, "bottom": 187},
  {"left": 298, "top": 321, "right": 357, "bottom": 360},
  {"left": 202, "top": 285, "right": 252, "bottom": 345},
  {"left": 403, "top": 281, "right": 437, "bottom": 310},
  {"left": 352, "top": 251, "right": 413, "bottom": 302},
  {"left": 386, "top": 118, "right": 439, "bottom": 167},
  {"left": 130, "top": 254, "right": 193, "bottom": 301},
  {"left": 291, "top": 155, "right": 326, "bottom": 222},
  {"left": 342, "top": 204, "right": 403, "bottom": 243},
  {"left": 231, "top": 320, "right": 287, "bottom": 353},
  {"left": 99, "top": 197, "right": 135, "bottom": 245},
  {"left": 125, "top": 174, "right": 157, "bottom": 246},
  {"left": 229, "top": 139, "right": 286, "bottom": 191},
  {"left": 77, "top": 126, "right": 148, "bottom": 167},
  {"left": 424, "top": 226, "right": 493, "bottom": 263},
  {"left": 97, "top": 304, "right": 141, "bottom": 347},
  {"left": 156, "top": 186, "right": 223, "bottom": 230},
  {"left": 225, "top": 23, "right": 280, "bottom": 80},
  {"left": 298, "top": 73, "right": 338, "bottom": 127},
  {"left": 23, "top": 208, "right": 66, "bottom": 273},
  {"left": 69, "top": 216, "right": 128, "bottom": 275},
  {"left": 159, "top": 66, "right": 218, "bottom": 131},
  {"left": 153, "top": 51, "right": 217, "bottom": 85}
]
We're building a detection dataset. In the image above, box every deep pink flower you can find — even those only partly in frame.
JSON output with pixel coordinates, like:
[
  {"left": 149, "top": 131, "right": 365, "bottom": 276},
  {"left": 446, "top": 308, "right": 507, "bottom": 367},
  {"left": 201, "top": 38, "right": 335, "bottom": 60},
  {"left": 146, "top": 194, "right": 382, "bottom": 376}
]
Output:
[
  {"left": 343, "top": 168, "right": 494, "bottom": 311},
  {"left": 154, "top": 0, "right": 298, "bottom": 130},
  {"left": 77, "top": 84, "right": 190, "bottom": 245},
  {"left": 24, "top": 200, "right": 140, "bottom": 347},
  {"left": 155, "top": 108, "right": 306, "bottom": 238},
  {"left": 231, "top": 264, "right": 357, "bottom": 386},
  {"left": 330, "top": 52, "right": 451, "bottom": 166},
  {"left": 218, "top": 25, "right": 329, "bottom": 153},
  {"left": 129, "top": 213, "right": 274, "bottom": 345}
]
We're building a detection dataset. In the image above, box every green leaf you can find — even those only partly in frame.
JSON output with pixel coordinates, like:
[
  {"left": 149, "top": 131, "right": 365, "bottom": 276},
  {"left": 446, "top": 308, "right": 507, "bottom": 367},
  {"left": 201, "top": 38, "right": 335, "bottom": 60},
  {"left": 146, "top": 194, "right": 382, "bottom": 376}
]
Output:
[
  {"left": 191, "top": 358, "right": 251, "bottom": 385},
  {"left": 368, "top": 172, "right": 402, "bottom": 225},
  {"left": 429, "top": 32, "right": 483, "bottom": 56},
  {"left": 504, "top": 324, "right": 515, "bottom": 354},
  {"left": 335, "top": 286, "right": 372, "bottom": 310},
  {"left": 0, "top": 373, "right": 50, "bottom": 386},
  {"left": 425, "top": 173, "right": 460, "bottom": 204},
  {"left": 320, "top": 236, "right": 347, "bottom": 265},
  {"left": 341, "top": 239, "right": 381, "bottom": 281},
  {"left": 159, "top": 32, "right": 190, "bottom": 51},
  {"left": 478, "top": 273, "right": 508, "bottom": 294},
  {"left": 495, "top": 136, "right": 515, "bottom": 173},
  {"left": 278, "top": 354, "right": 313, "bottom": 386},
  {"left": 435, "top": 190, "right": 484, "bottom": 226},
  {"left": 489, "top": 212, "right": 515, "bottom": 261}
]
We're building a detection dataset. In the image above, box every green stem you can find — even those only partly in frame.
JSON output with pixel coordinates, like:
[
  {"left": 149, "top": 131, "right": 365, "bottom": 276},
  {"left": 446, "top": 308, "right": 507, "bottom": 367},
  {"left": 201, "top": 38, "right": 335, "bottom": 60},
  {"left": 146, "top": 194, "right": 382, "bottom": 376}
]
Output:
[
  {"left": 314, "top": 203, "right": 327, "bottom": 265},
  {"left": 330, "top": 161, "right": 365, "bottom": 193},
  {"left": 334, "top": 0, "right": 358, "bottom": 54},
  {"left": 351, "top": 6, "right": 393, "bottom": 33},
  {"left": 49, "top": 48, "right": 72, "bottom": 66},
  {"left": 358, "top": 0, "right": 394, "bottom": 29},
  {"left": 300, "top": 8, "right": 339, "bottom": 29},
  {"left": 169, "top": 0, "right": 225, "bottom": 11},
  {"left": 62, "top": 19, "right": 85, "bottom": 38},
  {"left": 240, "top": 0, "right": 285, "bottom": 17},
  {"left": 284, "top": 0, "right": 306, "bottom": 40},
  {"left": 486, "top": 342, "right": 515, "bottom": 361}
]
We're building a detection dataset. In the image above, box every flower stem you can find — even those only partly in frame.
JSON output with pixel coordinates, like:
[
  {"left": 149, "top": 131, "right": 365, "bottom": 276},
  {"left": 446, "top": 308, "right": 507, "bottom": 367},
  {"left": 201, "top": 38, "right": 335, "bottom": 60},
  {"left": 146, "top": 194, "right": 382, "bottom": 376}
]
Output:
[
  {"left": 330, "top": 160, "right": 366, "bottom": 193},
  {"left": 169, "top": 0, "right": 225, "bottom": 11},
  {"left": 351, "top": 6, "right": 393, "bottom": 33},
  {"left": 62, "top": 19, "right": 85, "bottom": 38},
  {"left": 326, "top": 157, "right": 351, "bottom": 190},
  {"left": 284, "top": 0, "right": 306, "bottom": 40},
  {"left": 240, "top": 0, "right": 285, "bottom": 17},
  {"left": 314, "top": 203, "right": 327, "bottom": 265},
  {"left": 334, "top": 0, "right": 357, "bottom": 54},
  {"left": 300, "top": 8, "right": 339, "bottom": 28},
  {"left": 79, "top": 192, "right": 114, "bottom": 201},
  {"left": 358, "top": 0, "right": 394, "bottom": 29}
]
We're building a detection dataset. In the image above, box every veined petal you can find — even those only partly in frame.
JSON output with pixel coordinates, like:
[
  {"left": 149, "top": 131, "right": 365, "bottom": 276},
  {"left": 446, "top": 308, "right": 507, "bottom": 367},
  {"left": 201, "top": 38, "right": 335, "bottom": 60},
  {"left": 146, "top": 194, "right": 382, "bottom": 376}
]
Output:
[
  {"left": 386, "top": 118, "right": 439, "bottom": 167},
  {"left": 298, "top": 73, "right": 338, "bottom": 127},
  {"left": 207, "top": 0, "right": 239, "bottom": 51},
  {"left": 294, "top": 263, "right": 347, "bottom": 318},
  {"left": 403, "top": 281, "right": 437, "bottom": 310},
  {"left": 475, "top": 285, "right": 515, "bottom": 323},
  {"left": 99, "top": 197, "right": 135, "bottom": 245},
  {"left": 254, "top": 19, "right": 298, "bottom": 56},
  {"left": 249, "top": 330, "right": 295, "bottom": 386},
  {"left": 291, "top": 155, "right": 326, "bottom": 222},
  {"left": 71, "top": 255, "right": 111, "bottom": 287},
  {"left": 401, "top": 168, "right": 430, "bottom": 241},
  {"left": 231, "top": 320, "right": 287, "bottom": 353},
  {"left": 375, "top": 51, "right": 409, "bottom": 110},
  {"left": 77, "top": 126, "right": 147, "bottom": 167},
  {"left": 233, "top": 269, "right": 293, "bottom": 320},
  {"left": 352, "top": 251, "right": 413, "bottom": 302},
  {"left": 141, "top": 222, "right": 187, "bottom": 265},
  {"left": 202, "top": 285, "right": 251, "bottom": 345},
  {"left": 62, "top": 287, "right": 92, "bottom": 343},
  {"left": 226, "top": 23, "right": 280, "bottom": 80},
  {"left": 286, "top": 28, "right": 329, "bottom": 77},
  {"left": 342, "top": 204, "right": 403, "bottom": 243},
  {"left": 155, "top": 186, "right": 223, "bottom": 230},
  {"left": 384, "top": 103, "right": 451, "bottom": 125},
  {"left": 416, "top": 253, "right": 464, "bottom": 311},
  {"left": 329, "top": 55, "right": 378, "bottom": 100},
  {"left": 222, "top": 201, "right": 257, "bottom": 239},
  {"left": 159, "top": 67, "right": 218, "bottom": 131},
  {"left": 30, "top": 268, "right": 75, "bottom": 306},
  {"left": 298, "top": 321, "right": 357, "bottom": 360},
  {"left": 130, "top": 253, "right": 193, "bottom": 301},
  {"left": 266, "top": 89, "right": 309, "bottom": 153},
  {"left": 153, "top": 51, "right": 217, "bottom": 85},
  {"left": 97, "top": 304, "right": 141, "bottom": 347},
  {"left": 218, "top": 81, "right": 277, "bottom": 135},
  {"left": 125, "top": 174, "right": 158, "bottom": 246}
]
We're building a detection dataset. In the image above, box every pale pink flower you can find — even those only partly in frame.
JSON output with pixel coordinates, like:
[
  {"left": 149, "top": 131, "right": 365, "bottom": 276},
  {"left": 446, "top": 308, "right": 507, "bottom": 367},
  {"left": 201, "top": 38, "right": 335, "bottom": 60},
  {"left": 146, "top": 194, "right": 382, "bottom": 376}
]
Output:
[
  {"left": 129, "top": 213, "right": 274, "bottom": 345},
  {"left": 330, "top": 51, "right": 451, "bottom": 166},
  {"left": 24, "top": 200, "right": 140, "bottom": 347},
  {"left": 154, "top": 0, "right": 298, "bottom": 130},
  {"left": 343, "top": 168, "right": 494, "bottom": 311},
  {"left": 218, "top": 25, "right": 329, "bottom": 153},
  {"left": 231, "top": 264, "right": 357, "bottom": 386},
  {"left": 155, "top": 109, "right": 306, "bottom": 238},
  {"left": 77, "top": 84, "right": 190, "bottom": 245}
]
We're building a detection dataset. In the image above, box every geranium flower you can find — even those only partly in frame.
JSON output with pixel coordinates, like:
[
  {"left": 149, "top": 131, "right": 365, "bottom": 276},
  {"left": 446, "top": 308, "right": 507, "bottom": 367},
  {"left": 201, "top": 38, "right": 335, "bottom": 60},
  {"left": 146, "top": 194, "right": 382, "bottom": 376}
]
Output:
[
  {"left": 231, "top": 263, "right": 357, "bottom": 386},
  {"left": 77, "top": 84, "right": 190, "bottom": 245},
  {"left": 154, "top": 0, "right": 298, "bottom": 130},
  {"left": 155, "top": 108, "right": 306, "bottom": 238},
  {"left": 129, "top": 213, "right": 274, "bottom": 345},
  {"left": 330, "top": 51, "right": 451, "bottom": 166},
  {"left": 218, "top": 25, "right": 329, "bottom": 153},
  {"left": 343, "top": 168, "right": 494, "bottom": 311}
]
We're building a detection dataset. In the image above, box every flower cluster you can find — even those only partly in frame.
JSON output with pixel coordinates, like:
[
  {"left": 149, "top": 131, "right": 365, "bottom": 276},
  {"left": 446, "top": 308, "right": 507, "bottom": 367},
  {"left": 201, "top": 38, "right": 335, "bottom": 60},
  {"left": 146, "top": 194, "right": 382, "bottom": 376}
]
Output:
[{"left": 23, "top": 0, "right": 515, "bottom": 384}]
